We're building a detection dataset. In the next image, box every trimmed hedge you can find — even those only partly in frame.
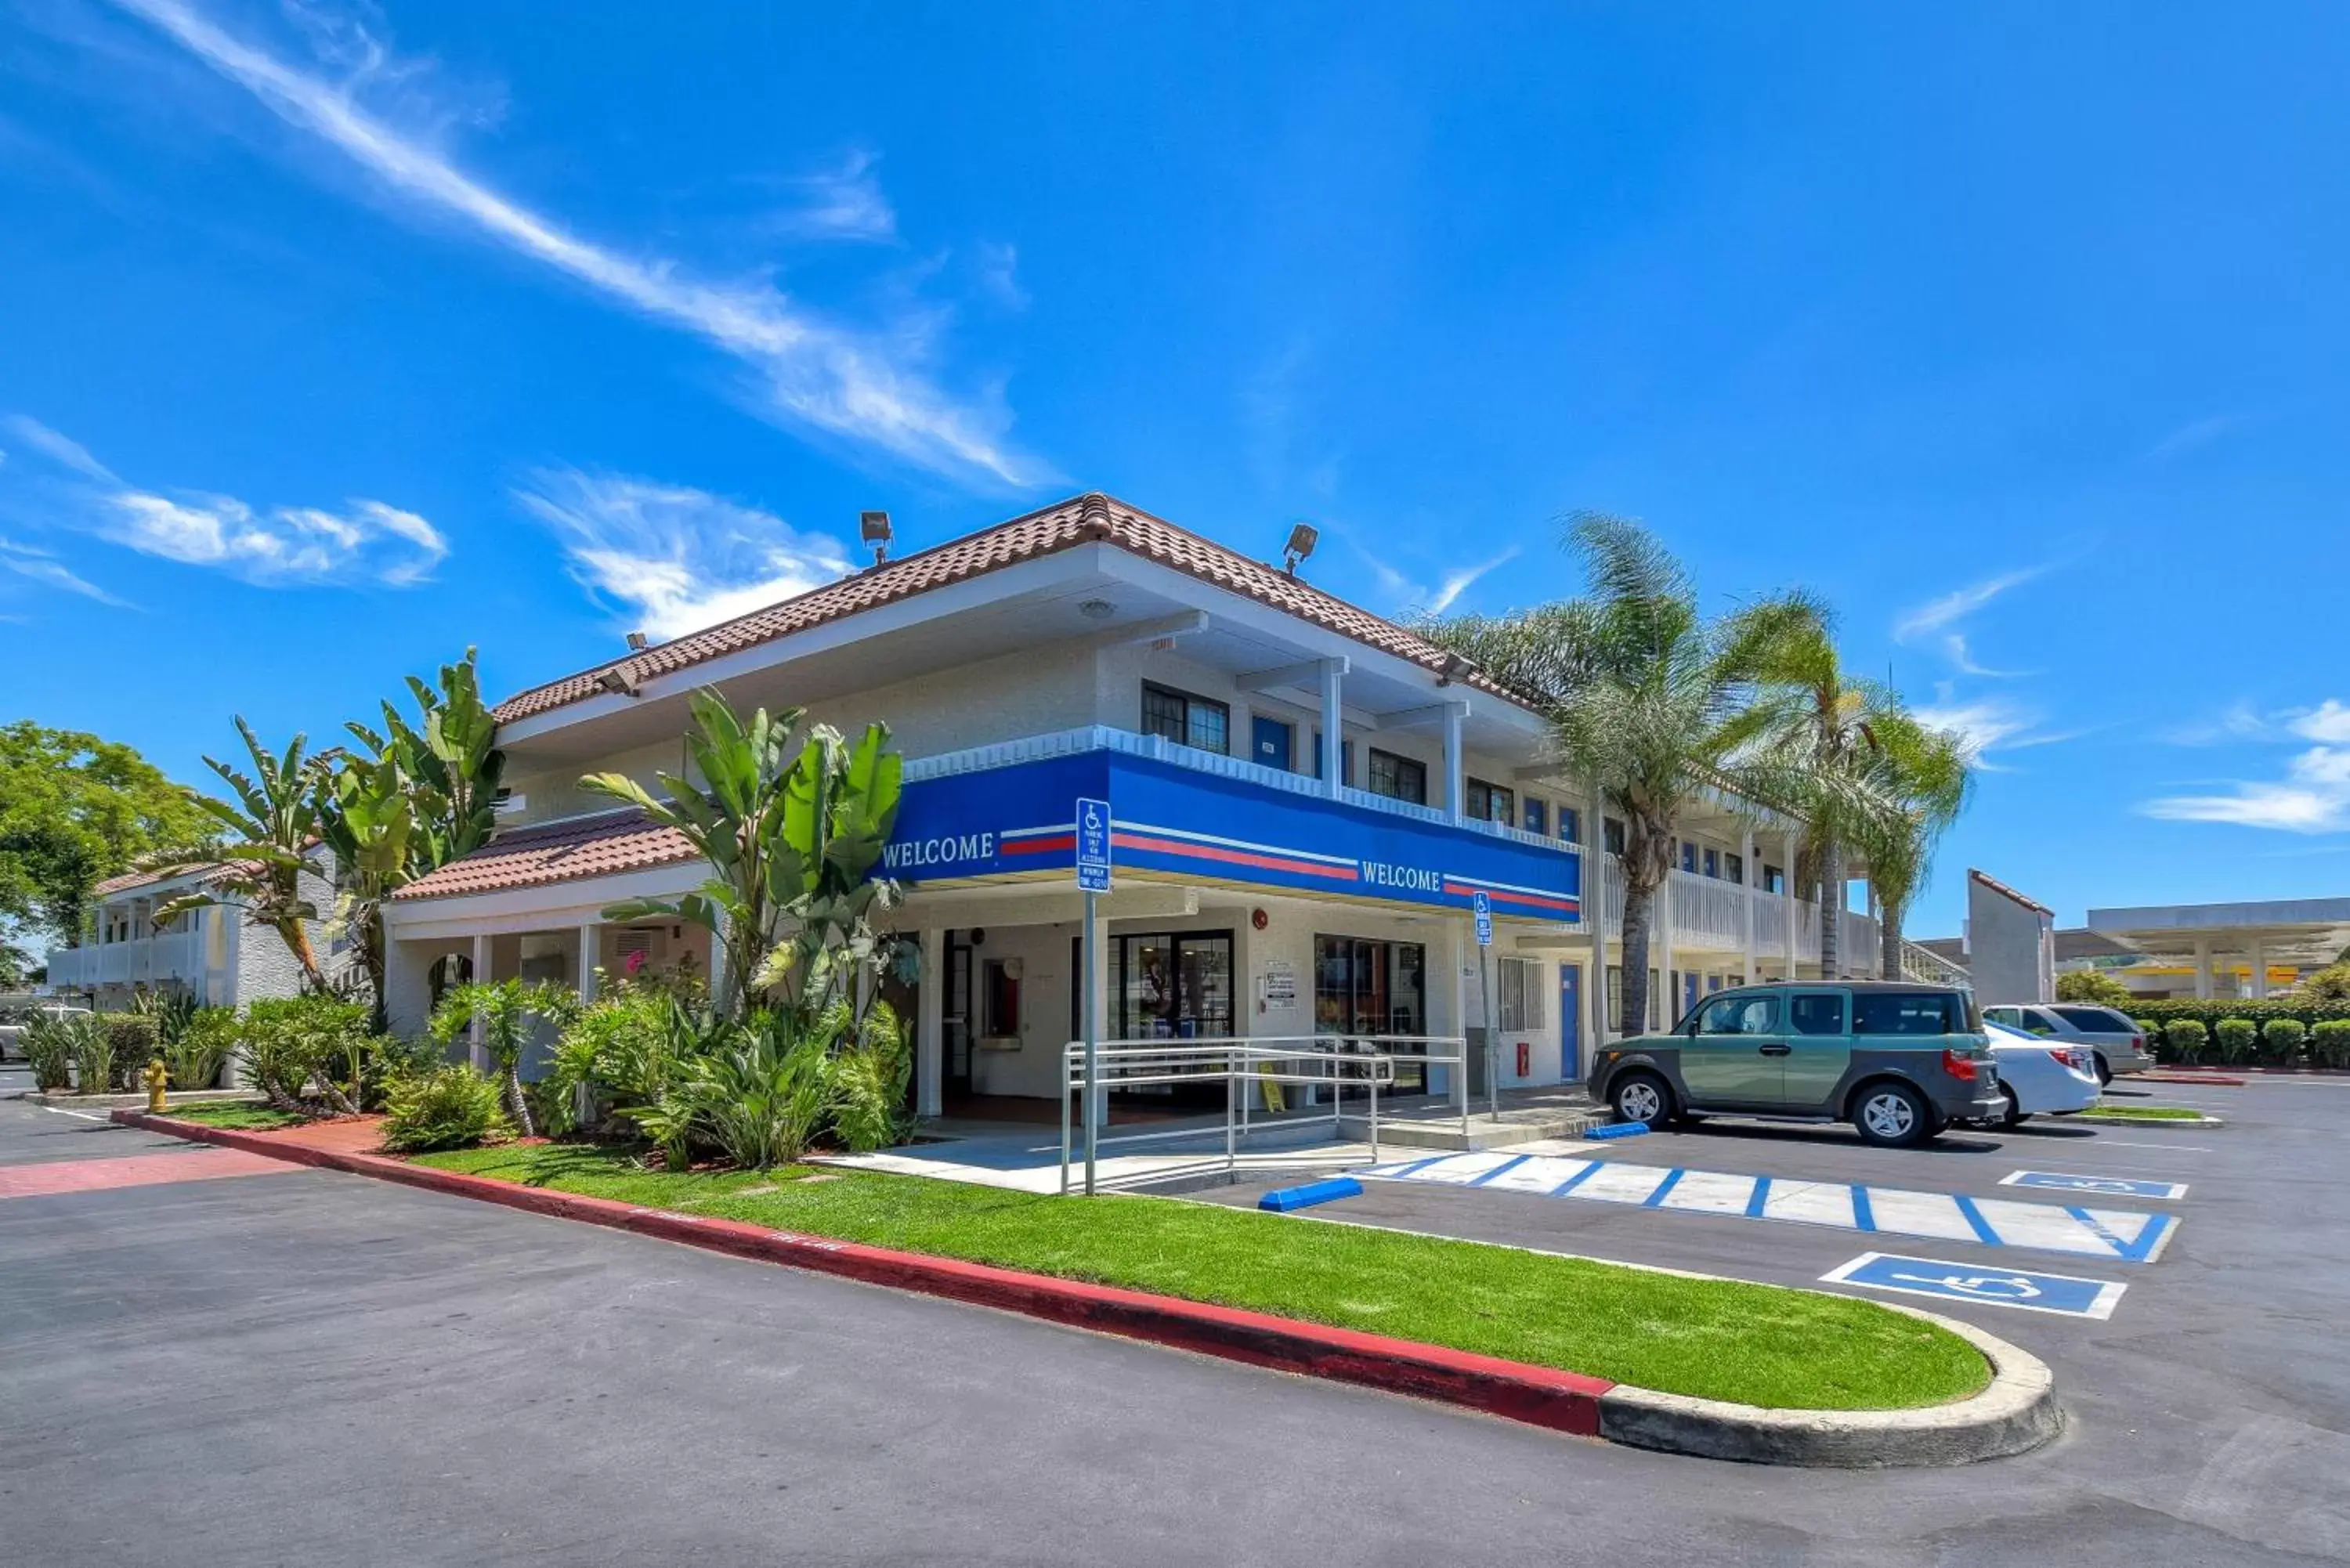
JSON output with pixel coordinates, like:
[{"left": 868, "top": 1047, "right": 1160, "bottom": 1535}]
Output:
[
  {"left": 2130, "top": 998, "right": 2350, "bottom": 1030},
  {"left": 2212, "top": 1018, "right": 2259, "bottom": 1065},
  {"left": 2263, "top": 1017, "right": 2308, "bottom": 1065},
  {"left": 2313, "top": 1020, "right": 2350, "bottom": 1068},
  {"left": 2162, "top": 1018, "right": 2208, "bottom": 1064}
]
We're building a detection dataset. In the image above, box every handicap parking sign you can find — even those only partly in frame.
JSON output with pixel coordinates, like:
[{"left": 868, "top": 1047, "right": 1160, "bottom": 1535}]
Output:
[
  {"left": 1821, "top": 1252, "right": 2127, "bottom": 1320},
  {"left": 1075, "top": 797, "right": 1112, "bottom": 893},
  {"left": 2000, "top": 1170, "right": 2187, "bottom": 1201},
  {"left": 1472, "top": 889, "right": 1493, "bottom": 946}
]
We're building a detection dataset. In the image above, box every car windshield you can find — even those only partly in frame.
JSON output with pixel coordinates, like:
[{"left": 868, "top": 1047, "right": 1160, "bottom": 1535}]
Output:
[{"left": 2052, "top": 1006, "right": 2130, "bottom": 1031}]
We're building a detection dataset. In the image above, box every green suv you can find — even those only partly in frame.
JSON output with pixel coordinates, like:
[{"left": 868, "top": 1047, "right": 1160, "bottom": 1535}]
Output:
[{"left": 1587, "top": 982, "right": 2005, "bottom": 1148}]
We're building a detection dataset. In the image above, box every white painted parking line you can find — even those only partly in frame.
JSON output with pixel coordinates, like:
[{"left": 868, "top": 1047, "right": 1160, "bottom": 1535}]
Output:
[
  {"left": 2093, "top": 1139, "right": 2214, "bottom": 1152},
  {"left": 1356, "top": 1151, "right": 2180, "bottom": 1263},
  {"left": 2003, "top": 1170, "right": 2188, "bottom": 1201},
  {"left": 1822, "top": 1253, "right": 2128, "bottom": 1320}
]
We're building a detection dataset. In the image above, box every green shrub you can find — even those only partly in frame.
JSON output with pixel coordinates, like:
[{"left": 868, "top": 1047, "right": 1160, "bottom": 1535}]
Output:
[
  {"left": 2135, "top": 1018, "right": 2161, "bottom": 1045},
  {"left": 20, "top": 1012, "right": 85, "bottom": 1092},
  {"left": 380, "top": 1066, "right": 510, "bottom": 1152},
  {"left": 74, "top": 1017, "right": 119, "bottom": 1092},
  {"left": 825, "top": 1002, "right": 911, "bottom": 1154},
  {"left": 105, "top": 1015, "right": 162, "bottom": 1089},
  {"left": 2055, "top": 970, "right": 2135, "bottom": 1007},
  {"left": 2312, "top": 1019, "right": 2350, "bottom": 1068},
  {"left": 2212, "top": 1018, "right": 2259, "bottom": 1065},
  {"left": 2164, "top": 1018, "right": 2209, "bottom": 1064},
  {"left": 685, "top": 1020, "right": 828, "bottom": 1170},
  {"left": 2262, "top": 1017, "right": 2308, "bottom": 1066},
  {"left": 162, "top": 1007, "right": 237, "bottom": 1090},
  {"left": 240, "top": 995, "right": 370, "bottom": 1112},
  {"left": 545, "top": 981, "right": 719, "bottom": 1143}
]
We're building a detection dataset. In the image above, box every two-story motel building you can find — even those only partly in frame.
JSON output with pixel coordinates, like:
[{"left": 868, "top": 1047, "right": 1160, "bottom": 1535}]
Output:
[{"left": 381, "top": 493, "right": 1884, "bottom": 1115}]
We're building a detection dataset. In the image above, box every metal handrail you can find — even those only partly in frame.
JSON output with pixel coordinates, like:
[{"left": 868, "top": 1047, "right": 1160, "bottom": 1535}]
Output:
[{"left": 1057, "top": 1034, "right": 1471, "bottom": 1194}]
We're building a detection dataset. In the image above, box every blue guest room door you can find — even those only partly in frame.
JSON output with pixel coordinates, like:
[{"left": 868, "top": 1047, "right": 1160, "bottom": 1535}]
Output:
[
  {"left": 1252, "top": 716, "right": 1293, "bottom": 771},
  {"left": 1558, "top": 962, "right": 1582, "bottom": 1080}
]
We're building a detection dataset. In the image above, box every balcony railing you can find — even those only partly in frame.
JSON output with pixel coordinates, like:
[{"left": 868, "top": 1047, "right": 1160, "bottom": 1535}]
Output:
[
  {"left": 42, "top": 931, "right": 201, "bottom": 991},
  {"left": 905, "top": 724, "right": 1581, "bottom": 859},
  {"left": 1587, "top": 865, "right": 1885, "bottom": 975}
]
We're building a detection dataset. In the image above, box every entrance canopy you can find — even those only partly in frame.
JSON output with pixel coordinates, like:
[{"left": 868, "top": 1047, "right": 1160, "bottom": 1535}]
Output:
[{"left": 2087, "top": 897, "right": 2350, "bottom": 996}]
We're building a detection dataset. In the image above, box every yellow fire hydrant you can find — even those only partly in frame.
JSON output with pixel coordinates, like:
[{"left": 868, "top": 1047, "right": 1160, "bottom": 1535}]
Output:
[{"left": 144, "top": 1057, "right": 170, "bottom": 1115}]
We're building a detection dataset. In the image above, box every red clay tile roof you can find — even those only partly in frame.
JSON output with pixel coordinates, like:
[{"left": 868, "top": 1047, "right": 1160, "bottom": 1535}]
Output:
[
  {"left": 1969, "top": 867, "right": 2055, "bottom": 917},
  {"left": 90, "top": 862, "right": 253, "bottom": 898},
  {"left": 494, "top": 491, "right": 1531, "bottom": 724},
  {"left": 390, "top": 810, "right": 697, "bottom": 901}
]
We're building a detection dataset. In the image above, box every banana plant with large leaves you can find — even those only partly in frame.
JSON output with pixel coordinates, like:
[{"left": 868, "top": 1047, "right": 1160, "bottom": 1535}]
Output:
[
  {"left": 582, "top": 688, "right": 902, "bottom": 1020},
  {"left": 314, "top": 749, "right": 417, "bottom": 1032}
]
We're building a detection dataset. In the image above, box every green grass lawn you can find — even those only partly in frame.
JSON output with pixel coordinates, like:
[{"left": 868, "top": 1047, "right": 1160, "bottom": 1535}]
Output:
[
  {"left": 2081, "top": 1104, "right": 2208, "bottom": 1122},
  {"left": 164, "top": 1101, "right": 313, "bottom": 1130},
  {"left": 415, "top": 1143, "right": 1989, "bottom": 1411}
]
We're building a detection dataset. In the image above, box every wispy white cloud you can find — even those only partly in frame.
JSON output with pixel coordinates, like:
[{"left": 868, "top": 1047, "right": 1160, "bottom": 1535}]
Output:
[
  {"left": 1942, "top": 632, "right": 2033, "bottom": 680},
  {"left": 1893, "top": 563, "right": 2048, "bottom": 643},
  {"left": 973, "top": 241, "right": 1029, "bottom": 310},
  {"left": 3, "top": 416, "right": 444, "bottom": 587},
  {"left": 514, "top": 468, "right": 855, "bottom": 639},
  {"left": 2290, "top": 699, "right": 2350, "bottom": 745},
  {"left": 2, "top": 414, "right": 120, "bottom": 484},
  {"left": 2140, "top": 412, "right": 2249, "bottom": 466},
  {"left": 2162, "top": 697, "right": 2350, "bottom": 747},
  {"left": 769, "top": 149, "right": 896, "bottom": 242},
  {"left": 0, "top": 536, "right": 136, "bottom": 607},
  {"left": 100, "top": 0, "right": 1038, "bottom": 486},
  {"left": 2143, "top": 747, "right": 2350, "bottom": 833}
]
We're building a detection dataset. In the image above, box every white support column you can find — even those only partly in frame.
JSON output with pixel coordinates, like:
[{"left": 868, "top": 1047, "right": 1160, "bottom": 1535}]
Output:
[
  {"left": 917, "top": 926, "right": 945, "bottom": 1118},
  {"left": 1443, "top": 703, "right": 1466, "bottom": 825},
  {"left": 1781, "top": 829, "right": 1799, "bottom": 979},
  {"left": 469, "top": 933, "right": 490, "bottom": 1071},
  {"left": 2193, "top": 938, "right": 2212, "bottom": 1000},
  {"left": 1319, "top": 659, "right": 1346, "bottom": 799},
  {"left": 574, "top": 923, "right": 601, "bottom": 1126},
  {"left": 2249, "top": 937, "right": 2268, "bottom": 1000},
  {"left": 1655, "top": 868, "right": 1674, "bottom": 1031},
  {"left": 1086, "top": 905, "right": 1112, "bottom": 1127},
  {"left": 1738, "top": 826, "right": 1757, "bottom": 984}
]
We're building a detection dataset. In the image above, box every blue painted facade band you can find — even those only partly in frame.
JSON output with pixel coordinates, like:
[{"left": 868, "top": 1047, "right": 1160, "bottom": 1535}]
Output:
[{"left": 883, "top": 748, "right": 1581, "bottom": 920}]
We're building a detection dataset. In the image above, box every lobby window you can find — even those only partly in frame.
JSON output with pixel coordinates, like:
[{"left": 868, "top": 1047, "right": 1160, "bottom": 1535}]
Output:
[
  {"left": 1497, "top": 957, "right": 1547, "bottom": 1031},
  {"left": 1112, "top": 931, "right": 1235, "bottom": 1040},
  {"left": 1523, "top": 797, "right": 1548, "bottom": 836},
  {"left": 1556, "top": 805, "right": 1581, "bottom": 844},
  {"left": 1365, "top": 746, "right": 1424, "bottom": 804},
  {"left": 982, "top": 959, "right": 1021, "bottom": 1037},
  {"left": 1141, "top": 683, "right": 1230, "bottom": 755},
  {"left": 1603, "top": 817, "right": 1627, "bottom": 856},
  {"left": 1466, "top": 778, "right": 1514, "bottom": 823}
]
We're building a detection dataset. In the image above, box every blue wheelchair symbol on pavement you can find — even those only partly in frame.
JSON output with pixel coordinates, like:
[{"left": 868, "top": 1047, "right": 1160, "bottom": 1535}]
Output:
[
  {"left": 2001, "top": 1170, "right": 2187, "bottom": 1201},
  {"left": 1822, "top": 1252, "right": 2127, "bottom": 1320}
]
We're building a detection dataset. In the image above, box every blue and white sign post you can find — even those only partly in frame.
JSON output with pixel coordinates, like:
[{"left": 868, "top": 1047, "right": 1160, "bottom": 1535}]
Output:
[
  {"left": 1473, "top": 890, "right": 1497, "bottom": 1120},
  {"left": 1076, "top": 798, "right": 1112, "bottom": 1195}
]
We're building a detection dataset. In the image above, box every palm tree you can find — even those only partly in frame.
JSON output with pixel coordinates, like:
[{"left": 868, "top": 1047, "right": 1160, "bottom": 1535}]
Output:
[
  {"left": 1425, "top": 515, "right": 1817, "bottom": 1037},
  {"left": 1744, "top": 609, "right": 1911, "bottom": 978},
  {"left": 148, "top": 718, "right": 333, "bottom": 994},
  {"left": 1842, "top": 714, "right": 1972, "bottom": 979}
]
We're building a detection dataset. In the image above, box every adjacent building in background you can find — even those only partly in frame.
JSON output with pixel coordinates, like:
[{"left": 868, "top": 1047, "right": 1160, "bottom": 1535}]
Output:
[
  {"left": 2081, "top": 898, "right": 2350, "bottom": 999},
  {"left": 42, "top": 855, "right": 342, "bottom": 1013}
]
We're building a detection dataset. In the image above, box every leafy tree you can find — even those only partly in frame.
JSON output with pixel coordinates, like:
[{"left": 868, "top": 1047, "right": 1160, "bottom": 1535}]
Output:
[
  {"left": 0, "top": 721, "right": 212, "bottom": 960},
  {"left": 147, "top": 720, "right": 333, "bottom": 993},
  {"left": 1423, "top": 515, "right": 1817, "bottom": 1035},
  {"left": 2055, "top": 969, "right": 2136, "bottom": 1008},
  {"left": 2290, "top": 962, "right": 2350, "bottom": 1006},
  {"left": 581, "top": 688, "right": 903, "bottom": 1021}
]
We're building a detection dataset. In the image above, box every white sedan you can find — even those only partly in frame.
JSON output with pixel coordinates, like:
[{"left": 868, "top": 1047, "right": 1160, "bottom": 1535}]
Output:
[{"left": 1976, "top": 1021, "right": 2102, "bottom": 1129}]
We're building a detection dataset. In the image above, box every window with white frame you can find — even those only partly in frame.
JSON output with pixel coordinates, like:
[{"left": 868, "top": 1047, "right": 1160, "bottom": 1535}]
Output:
[
  {"left": 1141, "top": 683, "right": 1231, "bottom": 755},
  {"left": 1497, "top": 957, "right": 1547, "bottom": 1031}
]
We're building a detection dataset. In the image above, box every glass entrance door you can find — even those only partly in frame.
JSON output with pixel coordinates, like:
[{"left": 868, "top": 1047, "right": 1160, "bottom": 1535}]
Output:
[{"left": 1314, "top": 935, "right": 1429, "bottom": 1095}]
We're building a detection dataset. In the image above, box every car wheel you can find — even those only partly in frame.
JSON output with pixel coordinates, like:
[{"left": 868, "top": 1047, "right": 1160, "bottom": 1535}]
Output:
[
  {"left": 1853, "top": 1082, "right": 1933, "bottom": 1148},
  {"left": 1609, "top": 1071, "right": 1672, "bottom": 1129},
  {"left": 2093, "top": 1054, "right": 2113, "bottom": 1087},
  {"left": 1998, "top": 1086, "right": 2030, "bottom": 1130}
]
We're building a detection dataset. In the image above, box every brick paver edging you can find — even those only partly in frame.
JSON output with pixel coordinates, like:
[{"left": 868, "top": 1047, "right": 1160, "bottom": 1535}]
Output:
[{"left": 114, "top": 1110, "right": 2062, "bottom": 1465}]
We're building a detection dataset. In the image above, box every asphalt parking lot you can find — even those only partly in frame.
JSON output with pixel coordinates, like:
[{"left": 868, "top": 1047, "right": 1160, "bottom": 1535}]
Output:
[{"left": 6, "top": 1066, "right": 2349, "bottom": 1566}]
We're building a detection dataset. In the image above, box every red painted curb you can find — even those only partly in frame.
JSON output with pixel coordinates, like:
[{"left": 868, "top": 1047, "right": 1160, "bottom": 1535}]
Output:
[{"left": 113, "top": 1111, "right": 1611, "bottom": 1436}]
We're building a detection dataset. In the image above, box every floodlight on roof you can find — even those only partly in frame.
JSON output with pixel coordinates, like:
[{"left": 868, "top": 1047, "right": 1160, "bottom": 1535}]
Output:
[
  {"left": 861, "top": 509, "right": 893, "bottom": 565},
  {"left": 1282, "top": 521, "right": 1319, "bottom": 576}
]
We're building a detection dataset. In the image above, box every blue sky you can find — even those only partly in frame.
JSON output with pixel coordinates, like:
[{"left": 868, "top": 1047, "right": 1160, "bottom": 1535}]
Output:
[{"left": 6, "top": 0, "right": 2348, "bottom": 934}]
